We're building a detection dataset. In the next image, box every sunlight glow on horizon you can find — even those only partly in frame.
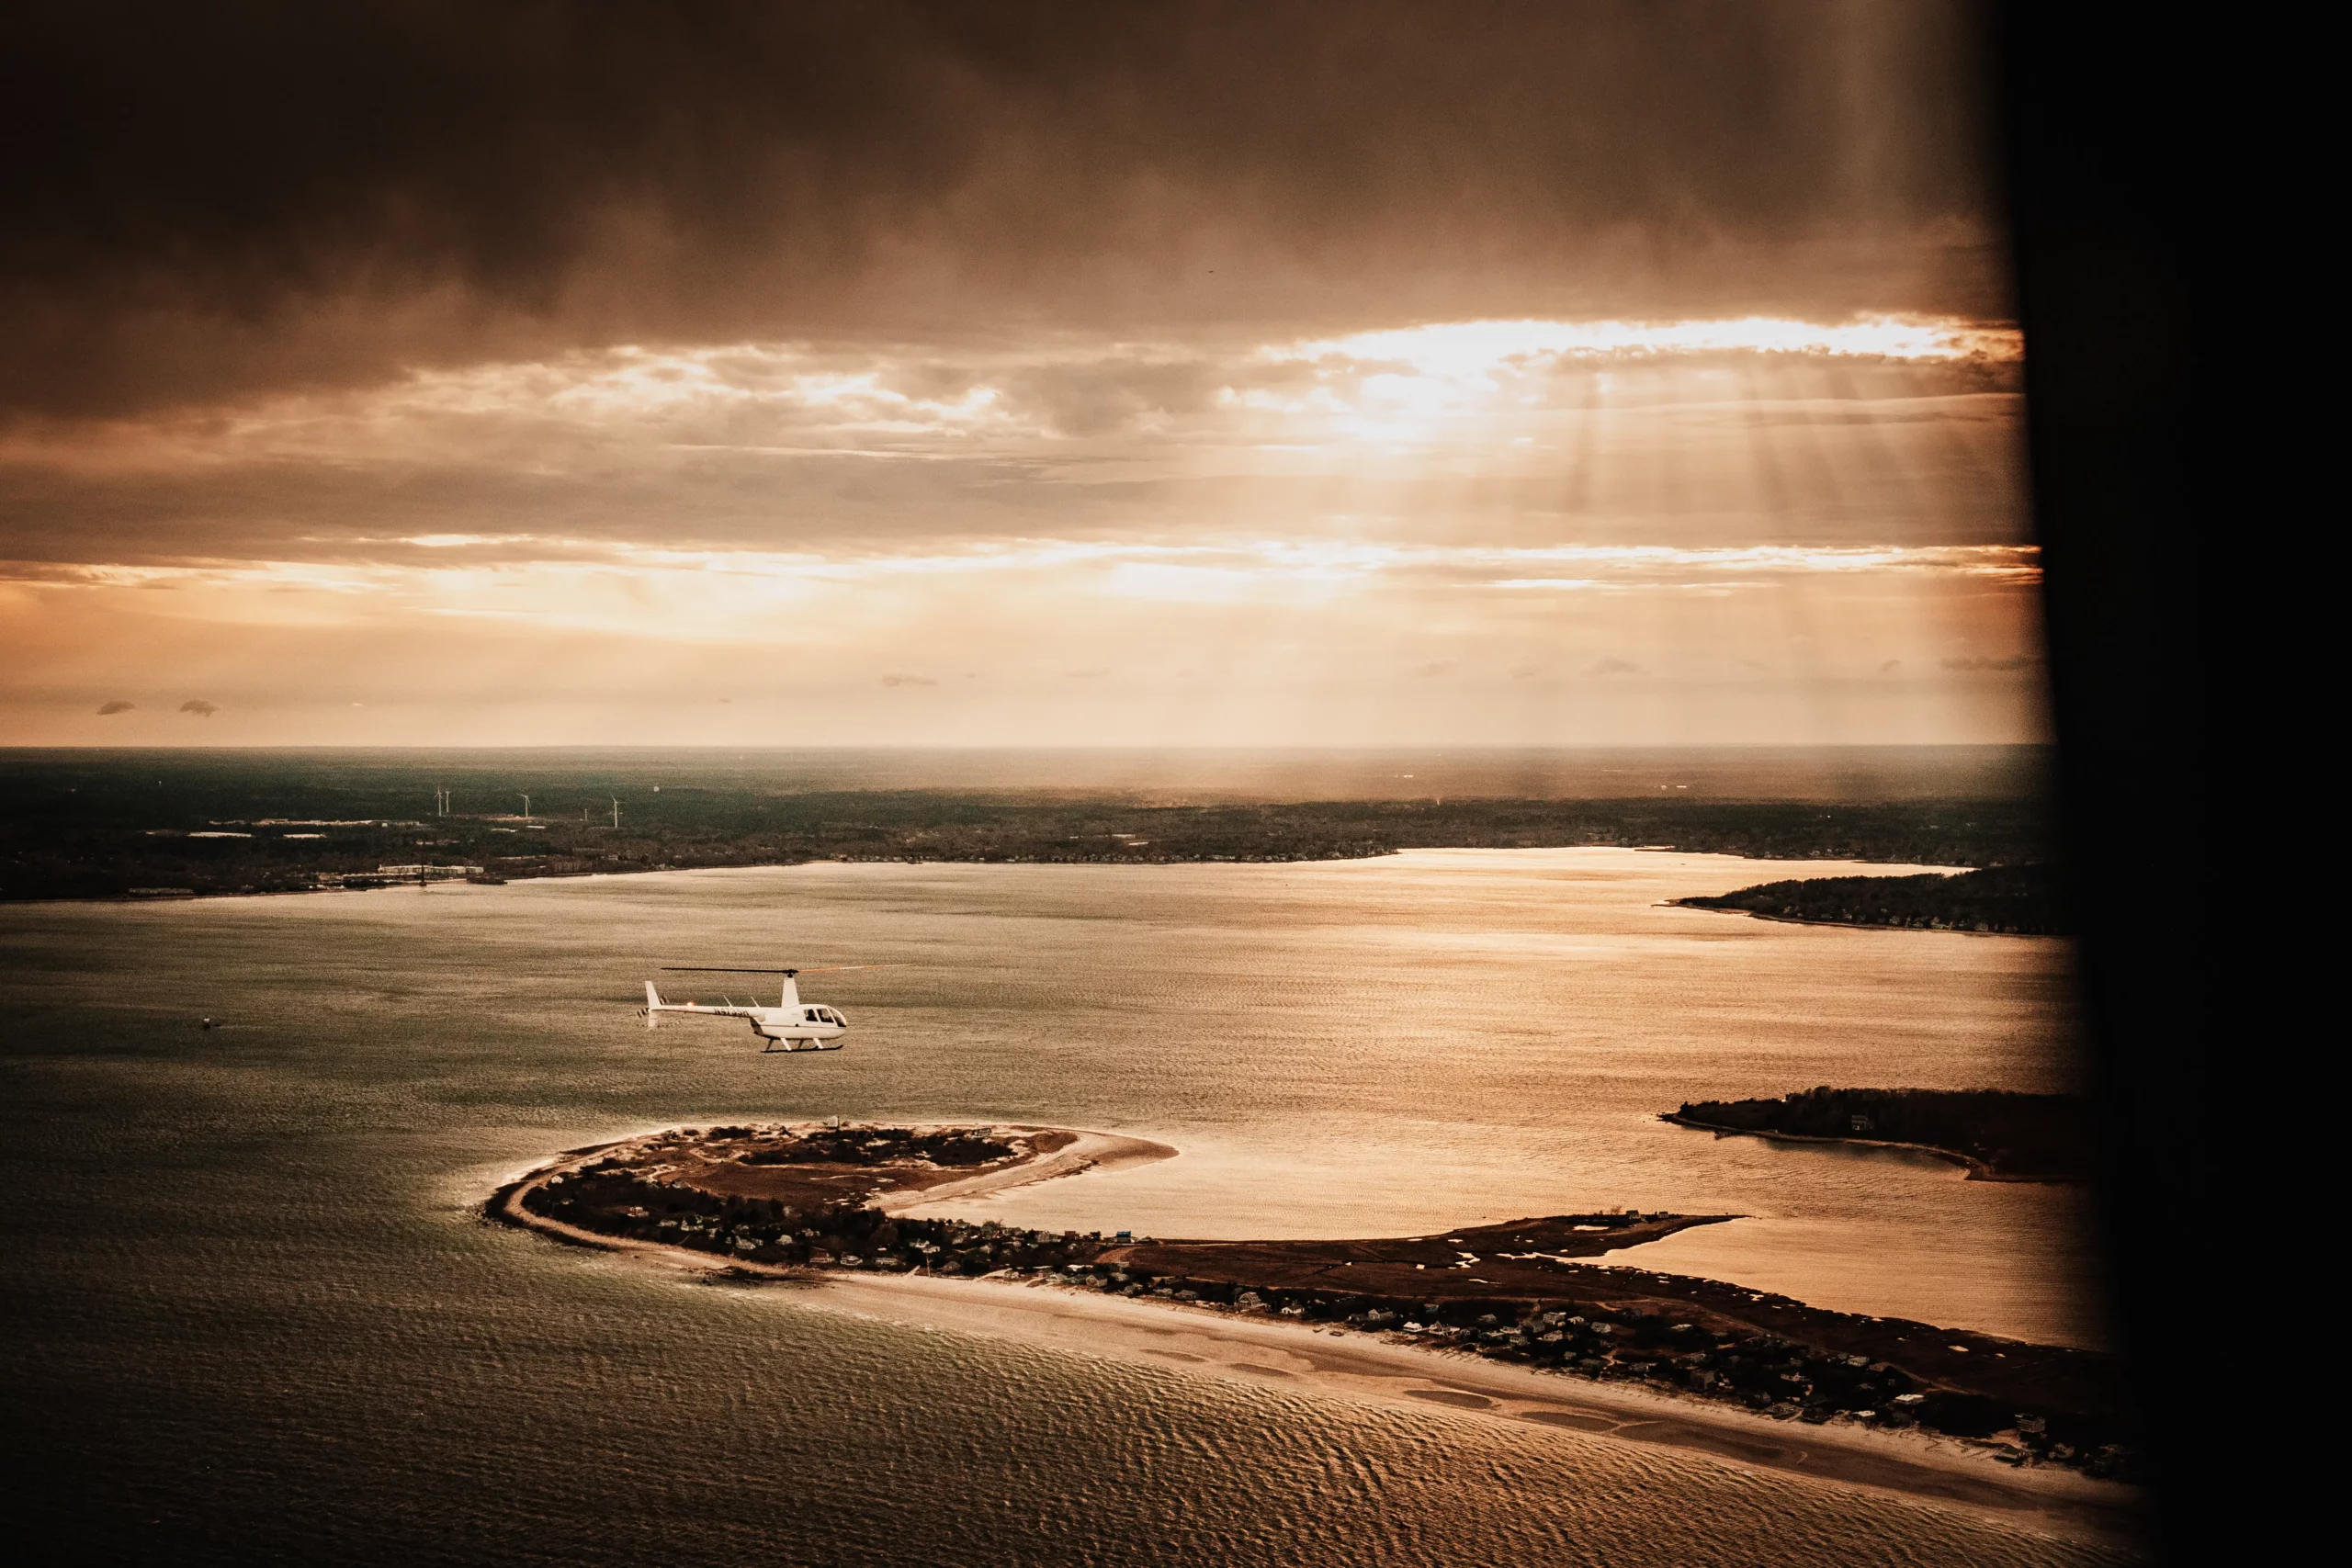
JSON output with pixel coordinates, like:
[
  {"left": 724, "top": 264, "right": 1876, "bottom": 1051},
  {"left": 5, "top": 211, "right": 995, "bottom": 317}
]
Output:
[
  {"left": 15, "top": 539, "right": 2041, "bottom": 600},
  {"left": 2, "top": 311, "right": 2041, "bottom": 747},
  {"left": 1295, "top": 314, "right": 2019, "bottom": 368}
]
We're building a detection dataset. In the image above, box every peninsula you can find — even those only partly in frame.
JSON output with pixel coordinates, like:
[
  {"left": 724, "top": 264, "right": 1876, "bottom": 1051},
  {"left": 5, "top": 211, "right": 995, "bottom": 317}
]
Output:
[
  {"left": 1663, "top": 1088, "right": 2094, "bottom": 1182},
  {"left": 1669, "top": 863, "right": 2064, "bottom": 935},
  {"left": 490, "top": 1122, "right": 2138, "bottom": 1484}
]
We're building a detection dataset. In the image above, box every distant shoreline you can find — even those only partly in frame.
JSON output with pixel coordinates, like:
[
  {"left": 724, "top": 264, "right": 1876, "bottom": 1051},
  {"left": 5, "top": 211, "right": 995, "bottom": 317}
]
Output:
[
  {"left": 26, "top": 853, "right": 1404, "bottom": 907},
  {"left": 18, "top": 843, "right": 1984, "bottom": 910},
  {"left": 2, "top": 774, "right": 2052, "bottom": 905}
]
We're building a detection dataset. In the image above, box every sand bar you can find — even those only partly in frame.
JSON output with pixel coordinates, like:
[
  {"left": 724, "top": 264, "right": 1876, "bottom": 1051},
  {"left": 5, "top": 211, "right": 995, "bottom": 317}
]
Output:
[{"left": 876, "top": 1125, "right": 1178, "bottom": 1214}]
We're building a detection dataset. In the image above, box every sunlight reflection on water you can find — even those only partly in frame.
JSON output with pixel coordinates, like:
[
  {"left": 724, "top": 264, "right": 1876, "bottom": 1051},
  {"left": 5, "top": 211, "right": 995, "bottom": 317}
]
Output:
[{"left": 0, "top": 851, "right": 2116, "bottom": 1566}]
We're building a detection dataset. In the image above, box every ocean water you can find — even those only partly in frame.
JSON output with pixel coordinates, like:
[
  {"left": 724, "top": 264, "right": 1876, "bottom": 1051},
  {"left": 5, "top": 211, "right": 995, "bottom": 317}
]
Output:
[{"left": 1, "top": 850, "right": 2118, "bottom": 1566}]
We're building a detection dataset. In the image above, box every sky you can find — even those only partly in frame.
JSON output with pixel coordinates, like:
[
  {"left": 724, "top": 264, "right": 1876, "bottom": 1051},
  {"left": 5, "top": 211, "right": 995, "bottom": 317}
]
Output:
[{"left": 0, "top": 1, "right": 2041, "bottom": 748}]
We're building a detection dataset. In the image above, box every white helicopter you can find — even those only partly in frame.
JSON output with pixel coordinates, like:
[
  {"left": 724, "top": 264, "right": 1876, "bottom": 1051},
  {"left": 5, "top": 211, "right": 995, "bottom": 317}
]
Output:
[{"left": 639, "top": 966, "right": 868, "bottom": 1053}]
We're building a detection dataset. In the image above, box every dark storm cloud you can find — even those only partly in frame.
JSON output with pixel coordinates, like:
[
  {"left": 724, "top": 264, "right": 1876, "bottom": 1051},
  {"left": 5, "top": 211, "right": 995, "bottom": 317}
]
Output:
[{"left": 2, "top": 0, "right": 2001, "bottom": 417}]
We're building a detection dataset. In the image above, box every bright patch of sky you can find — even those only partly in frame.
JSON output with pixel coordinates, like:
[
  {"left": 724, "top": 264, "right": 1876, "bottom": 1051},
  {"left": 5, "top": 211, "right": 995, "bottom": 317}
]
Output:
[{"left": 0, "top": 316, "right": 2041, "bottom": 746}]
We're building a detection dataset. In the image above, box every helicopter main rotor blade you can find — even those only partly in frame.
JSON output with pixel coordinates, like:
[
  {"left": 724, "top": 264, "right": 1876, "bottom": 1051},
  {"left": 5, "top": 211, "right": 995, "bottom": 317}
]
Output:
[{"left": 658, "top": 964, "right": 891, "bottom": 973}]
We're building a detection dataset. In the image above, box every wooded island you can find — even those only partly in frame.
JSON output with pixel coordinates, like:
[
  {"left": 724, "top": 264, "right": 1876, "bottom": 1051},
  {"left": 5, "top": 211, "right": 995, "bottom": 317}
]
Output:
[
  {"left": 1664, "top": 1088, "right": 2094, "bottom": 1181},
  {"left": 1671, "top": 863, "right": 2064, "bottom": 934}
]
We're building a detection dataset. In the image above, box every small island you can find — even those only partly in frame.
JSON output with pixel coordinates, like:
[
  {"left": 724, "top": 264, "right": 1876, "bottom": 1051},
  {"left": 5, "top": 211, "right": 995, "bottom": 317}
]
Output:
[
  {"left": 1669, "top": 863, "right": 2064, "bottom": 935},
  {"left": 491, "top": 1121, "right": 2136, "bottom": 1481},
  {"left": 1663, "top": 1088, "right": 2094, "bottom": 1182}
]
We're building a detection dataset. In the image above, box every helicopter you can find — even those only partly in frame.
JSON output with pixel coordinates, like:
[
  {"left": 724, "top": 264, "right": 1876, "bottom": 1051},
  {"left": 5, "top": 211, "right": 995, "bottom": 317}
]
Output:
[{"left": 640, "top": 965, "right": 870, "bottom": 1052}]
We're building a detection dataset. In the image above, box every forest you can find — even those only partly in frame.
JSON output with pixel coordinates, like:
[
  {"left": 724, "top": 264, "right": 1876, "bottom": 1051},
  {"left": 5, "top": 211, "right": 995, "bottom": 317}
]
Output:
[{"left": 1672, "top": 863, "right": 2064, "bottom": 934}]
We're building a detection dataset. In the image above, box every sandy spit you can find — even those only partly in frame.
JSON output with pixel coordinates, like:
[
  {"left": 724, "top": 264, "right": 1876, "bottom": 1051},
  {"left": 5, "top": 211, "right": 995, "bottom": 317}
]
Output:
[
  {"left": 490, "top": 1140, "right": 2144, "bottom": 1551},
  {"left": 875, "top": 1126, "right": 1179, "bottom": 1214}
]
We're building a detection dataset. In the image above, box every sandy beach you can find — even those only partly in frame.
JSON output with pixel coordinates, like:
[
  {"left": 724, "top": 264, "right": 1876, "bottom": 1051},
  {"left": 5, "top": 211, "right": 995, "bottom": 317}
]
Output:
[
  {"left": 809, "top": 1272, "right": 2141, "bottom": 1548},
  {"left": 1658, "top": 1112, "right": 2064, "bottom": 1184},
  {"left": 876, "top": 1125, "right": 1179, "bottom": 1214}
]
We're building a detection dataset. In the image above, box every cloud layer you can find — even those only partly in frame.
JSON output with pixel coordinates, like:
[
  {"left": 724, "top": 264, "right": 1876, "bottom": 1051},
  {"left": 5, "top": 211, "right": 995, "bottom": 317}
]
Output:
[
  {"left": 4, "top": 2, "right": 2001, "bottom": 417},
  {"left": 0, "top": 319, "right": 2025, "bottom": 565},
  {"left": 0, "top": 7, "right": 2038, "bottom": 748}
]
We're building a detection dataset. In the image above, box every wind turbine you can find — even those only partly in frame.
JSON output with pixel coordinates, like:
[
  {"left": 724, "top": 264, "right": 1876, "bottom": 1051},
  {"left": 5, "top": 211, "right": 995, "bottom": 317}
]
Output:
[
  {"left": 610, "top": 797, "right": 621, "bottom": 829},
  {"left": 518, "top": 793, "right": 531, "bottom": 819}
]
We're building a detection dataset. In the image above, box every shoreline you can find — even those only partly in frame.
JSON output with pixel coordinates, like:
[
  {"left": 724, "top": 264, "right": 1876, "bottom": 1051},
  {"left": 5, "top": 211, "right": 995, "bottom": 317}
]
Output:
[
  {"left": 14, "top": 844, "right": 1989, "bottom": 909},
  {"left": 1657, "top": 1112, "right": 2075, "bottom": 1185},
  {"left": 484, "top": 1137, "right": 2144, "bottom": 1547},
  {"left": 814, "top": 1271, "right": 2144, "bottom": 1549},
  {"left": 876, "top": 1124, "right": 1179, "bottom": 1214},
  {"left": 1663, "top": 901, "right": 2044, "bottom": 938}
]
